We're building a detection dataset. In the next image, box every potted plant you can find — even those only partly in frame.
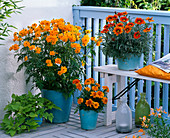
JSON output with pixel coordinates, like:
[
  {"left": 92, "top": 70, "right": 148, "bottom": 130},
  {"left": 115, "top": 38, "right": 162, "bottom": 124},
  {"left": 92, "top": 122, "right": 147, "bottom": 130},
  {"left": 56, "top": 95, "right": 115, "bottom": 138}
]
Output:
[
  {"left": 95, "top": 11, "right": 154, "bottom": 70},
  {"left": 0, "top": 91, "right": 60, "bottom": 137},
  {"left": 73, "top": 78, "right": 109, "bottom": 130},
  {"left": 9, "top": 18, "right": 100, "bottom": 123}
]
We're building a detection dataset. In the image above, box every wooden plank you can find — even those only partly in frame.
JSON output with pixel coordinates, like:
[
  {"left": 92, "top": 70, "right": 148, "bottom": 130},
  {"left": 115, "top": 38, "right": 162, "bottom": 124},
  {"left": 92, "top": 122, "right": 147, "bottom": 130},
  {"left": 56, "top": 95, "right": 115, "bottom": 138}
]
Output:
[{"left": 94, "top": 65, "right": 170, "bottom": 84}]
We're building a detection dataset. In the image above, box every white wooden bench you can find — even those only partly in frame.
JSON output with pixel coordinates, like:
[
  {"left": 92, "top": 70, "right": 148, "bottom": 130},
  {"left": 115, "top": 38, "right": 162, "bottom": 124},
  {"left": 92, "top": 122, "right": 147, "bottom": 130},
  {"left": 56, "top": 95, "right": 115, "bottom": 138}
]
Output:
[{"left": 94, "top": 64, "right": 170, "bottom": 126}]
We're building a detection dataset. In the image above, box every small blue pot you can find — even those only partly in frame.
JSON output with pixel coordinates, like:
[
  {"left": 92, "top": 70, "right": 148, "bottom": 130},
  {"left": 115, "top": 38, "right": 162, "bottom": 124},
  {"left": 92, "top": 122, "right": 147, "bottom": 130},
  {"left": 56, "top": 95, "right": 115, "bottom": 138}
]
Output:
[
  {"left": 80, "top": 109, "right": 98, "bottom": 130},
  {"left": 34, "top": 115, "right": 43, "bottom": 125},
  {"left": 117, "top": 54, "right": 141, "bottom": 70},
  {"left": 41, "top": 89, "right": 73, "bottom": 123}
]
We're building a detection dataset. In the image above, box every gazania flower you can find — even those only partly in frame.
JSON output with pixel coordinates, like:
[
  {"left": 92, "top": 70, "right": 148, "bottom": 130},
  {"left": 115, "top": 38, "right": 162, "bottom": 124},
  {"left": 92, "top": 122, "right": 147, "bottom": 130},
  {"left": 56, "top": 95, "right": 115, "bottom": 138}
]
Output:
[
  {"left": 124, "top": 26, "right": 132, "bottom": 33},
  {"left": 85, "top": 87, "right": 90, "bottom": 92},
  {"left": 113, "top": 27, "right": 123, "bottom": 36},
  {"left": 77, "top": 98, "right": 83, "bottom": 104},
  {"left": 126, "top": 22, "right": 135, "bottom": 27},
  {"left": 122, "top": 11, "right": 128, "bottom": 15},
  {"left": 117, "top": 12, "right": 123, "bottom": 16},
  {"left": 93, "top": 102, "right": 99, "bottom": 109},
  {"left": 92, "top": 86, "right": 98, "bottom": 91},
  {"left": 134, "top": 31, "right": 141, "bottom": 39},
  {"left": 146, "top": 17, "right": 154, "bottom": 22},
  {"left": 120, "top": 16, "right": 129, "bottom": 22},
  {"left": 72, "top": 79, "right": 80, "bottom": 84},
  {"left": 85, "top": 99, "right": 93, "bottom": 107},
  {"left": 96, "top": 91, "right": 104, "bottom": 98},
  {"left": 102, "top": 97, "right": 108, "bottom": 104},
  {"left": 104, "top": 24, "right": 111, "bottom": 29},
  {"left": 90, "top": 91, "right": 97, "bottom": 98},
  {"left": 101, "top": 28, "right": 109, "bottom": 33},
  {"left": 110, "top": 23, "right": 115, "bottom": 27},
  {"left": 102, "top": 86, "right": 109, "bottom": 92},
  {"left": 143, "top": 27, "right": 151, "bottom": 32},
  {"left": 116, "top": 23, "right": 124, "bottom": 28},
  {"left": 106, "top": 15, "right": 115, "bottom": 22},
  {"left": 135, "top": 17, "right": 145, "bottom": 25},
  {"left": 112, "top": 14, "right": 118, "bottom": 20}
]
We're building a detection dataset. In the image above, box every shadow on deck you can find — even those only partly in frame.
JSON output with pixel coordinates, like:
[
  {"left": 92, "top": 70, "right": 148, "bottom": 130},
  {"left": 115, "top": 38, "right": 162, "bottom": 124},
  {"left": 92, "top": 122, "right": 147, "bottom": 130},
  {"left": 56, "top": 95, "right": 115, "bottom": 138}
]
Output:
[{"left": 0, "top": 105, "right": 150, "bottom": 138}]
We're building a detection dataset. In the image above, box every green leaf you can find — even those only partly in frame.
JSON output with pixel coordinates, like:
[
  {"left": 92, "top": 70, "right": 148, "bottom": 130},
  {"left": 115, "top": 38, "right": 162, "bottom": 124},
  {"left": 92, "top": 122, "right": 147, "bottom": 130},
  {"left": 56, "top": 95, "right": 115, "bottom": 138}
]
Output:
[{"left": 8, "top": 130, "right": 16, "bottom": 136}]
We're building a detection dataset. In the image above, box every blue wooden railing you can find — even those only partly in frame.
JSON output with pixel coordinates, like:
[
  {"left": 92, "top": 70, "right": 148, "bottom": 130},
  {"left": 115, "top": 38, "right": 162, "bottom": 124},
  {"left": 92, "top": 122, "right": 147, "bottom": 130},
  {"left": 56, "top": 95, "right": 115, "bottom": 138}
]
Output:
[{"left": 72, "top": 6, "right": 170, "bottom": 119}]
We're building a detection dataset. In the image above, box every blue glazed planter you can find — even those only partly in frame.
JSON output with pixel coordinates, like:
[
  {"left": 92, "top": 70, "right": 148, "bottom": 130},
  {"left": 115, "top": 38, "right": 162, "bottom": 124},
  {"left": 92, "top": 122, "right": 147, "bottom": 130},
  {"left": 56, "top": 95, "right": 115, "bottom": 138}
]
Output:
[
  {"left": 80, "top": 110, "right": 98, "bottom": 130},
  {"left": 34, "top": 115, "right": 43, "bottom": 125},
  {"left": 117, "top": 54, "right": 141, "bottom": 70},
  {"left": 41, "top": 89, "right": 73, "bottom": 123}
]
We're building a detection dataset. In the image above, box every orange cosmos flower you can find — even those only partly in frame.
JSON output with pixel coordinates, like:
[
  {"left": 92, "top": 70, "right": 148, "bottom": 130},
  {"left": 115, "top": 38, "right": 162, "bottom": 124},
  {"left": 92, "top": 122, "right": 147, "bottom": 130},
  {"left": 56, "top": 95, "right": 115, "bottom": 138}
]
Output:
[
  {"left": 116, "top": 23, "right": 124, "bottom": 28},
  {"left": 24, "top": 56, "right": 28, "bottom": 61},
  {"left": 90, "top": 92, "right": 97, "bottom": 98},
  {"left": 85, "top": 87, "right": 90, "bottom": 92},
  {"left": 102, "top": 86, "right": 109, "bottom": 92},
  {"left": 120, "top": 16, "right": 129, "bottom": 22},
  {"left": 96, "top": 91, "right": 104, "bottom": 98},
  {"left": 113, "top": 27, "right": 123, "bottom": 36},
  {"left": 92, "top": 86, "right": 98, "bottom": 91},
  {"left": 84, "top": 79, "right": 92, "bottom": 85},
  {"left": 143, "top": 27, "right": 151, "bottom": 32},
  {"left": 46, "top": 59, "right": 52, "bottom": 64},
  {"left": 101, "top": 28, "right": 109, "bottom": 33},
  {"left": 58, "top": 71, "right": 63, "bottom": 76},
  {"left": 126, "top": 22, "right": 135, "bottom": 27},
  {"left": 76, "top": 83, "right": 82, "bottom": 91},
  {"left": 23, "top": 41, "right": 30, "bottom": 47},
  {"left": 55, "top": 58, "right": 62, "bottom": 64},
  {"left": 117, "top": 12, "right": 123, "bottom": 16},
  {"left": 13, "top": 44, "right": 19, "bottom": 51},
  {"left": 95, "top": 83, "right": 100, "bottom": 87},
  {"left": 146, "top": 17, "right": 154, "bottom": 22},
  {"left": 85, "top": 30, "right": 91, "bottom": 34},
  {"left": 122, "top": 11, "right": 128, "bottom": 15},
  {"left": 35, "top": 47, "right": 41, "bottom": 54},
  {"left": 50, "top": 51, "right": 55, "bottom": 56},
  {"left": 93, "top": 102, "right": 99, "bottom": 109},
  {"left": 134, "top": 31, "right": 141, "bottom": 39},
  {"left": 77, "top": 98, "right": 83, "bottom": 104},
  {"left": 124, "top": 26, "right": 132, "bottom": 33},
  {"left": 91, "top": 37, "right": 97, "bottom": 42},
  {"left": 47, "top": 63, "right": 53, "bottom": 67},
  {"left": 85, "top": 99, "right": 93, "bottom": 107},
  {"left": 102, "top": 97, "right": 108, "bottom": 104},
  {"left": 61, "top": 66, "right": 67, "bottom": 73},
  {"left": 135, "top": 17, "right": 145, "bottom": 25},
  {"left": 89, "top": 78, "right": 95, "bottom": 84},
  {"left": 82, "top": 35, "right": 90, "bottom": 46},
  {"left": 72, "top": 79, "right": 80, "bottom": 85}
]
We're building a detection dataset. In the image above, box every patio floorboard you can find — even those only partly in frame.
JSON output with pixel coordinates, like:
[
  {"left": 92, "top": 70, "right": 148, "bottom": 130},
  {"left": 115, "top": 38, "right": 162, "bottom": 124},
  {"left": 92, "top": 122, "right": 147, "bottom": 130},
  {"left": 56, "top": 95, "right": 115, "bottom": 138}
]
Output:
[{"left": 0, "top": 105, "right": 150, "bottom": 138}]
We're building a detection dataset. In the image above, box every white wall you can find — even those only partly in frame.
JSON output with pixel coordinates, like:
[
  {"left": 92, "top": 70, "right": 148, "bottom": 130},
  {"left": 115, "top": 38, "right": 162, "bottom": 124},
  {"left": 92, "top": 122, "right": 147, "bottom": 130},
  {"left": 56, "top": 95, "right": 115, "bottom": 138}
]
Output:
[{"left": 0, "top": 0, "right": 80, "bottom": 120}]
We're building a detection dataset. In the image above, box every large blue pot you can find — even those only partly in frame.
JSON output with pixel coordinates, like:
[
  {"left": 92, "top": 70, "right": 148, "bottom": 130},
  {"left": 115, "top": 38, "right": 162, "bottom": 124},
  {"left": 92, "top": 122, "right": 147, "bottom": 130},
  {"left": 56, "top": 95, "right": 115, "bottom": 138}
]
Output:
[
  {"left": 117, "top": 54, "right": 141, "bottom": 70},
  {"left": 80, "top": 109, "right": 98, "bottom": 130},
  {"left": 41, "top": 89, "right": 73, "bottom": 123}
]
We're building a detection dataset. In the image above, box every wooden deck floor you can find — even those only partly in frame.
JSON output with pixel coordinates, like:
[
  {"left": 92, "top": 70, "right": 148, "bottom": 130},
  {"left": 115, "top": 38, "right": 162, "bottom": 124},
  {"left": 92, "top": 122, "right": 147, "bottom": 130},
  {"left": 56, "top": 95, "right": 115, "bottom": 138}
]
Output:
[{"left": 0, "top": 105, "right": 150, "bottom": 138}]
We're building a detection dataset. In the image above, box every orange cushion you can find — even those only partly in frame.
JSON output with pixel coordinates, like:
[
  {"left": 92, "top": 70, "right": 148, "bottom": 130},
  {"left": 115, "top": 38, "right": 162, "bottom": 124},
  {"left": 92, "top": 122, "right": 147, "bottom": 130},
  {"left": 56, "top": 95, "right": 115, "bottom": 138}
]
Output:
[{"left": 135, "top": 65, "right": 170, "bottom": 80}]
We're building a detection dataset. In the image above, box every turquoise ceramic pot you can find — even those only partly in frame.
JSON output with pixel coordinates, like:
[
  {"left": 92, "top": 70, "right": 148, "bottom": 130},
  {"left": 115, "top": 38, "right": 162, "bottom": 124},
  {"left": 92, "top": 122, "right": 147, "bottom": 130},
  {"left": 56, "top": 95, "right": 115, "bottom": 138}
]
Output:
[
  {"left": 34, "top": 115, "right": 43, "bottom": 125},
  {"left": 80, "top": 109, "right": 98, "bottom": 130},
  {"left": 41, "top": 89, "right": 73, "bottom": 123},
  {"left": 117, "top": 54, "right": 141, "bottom": 70}
]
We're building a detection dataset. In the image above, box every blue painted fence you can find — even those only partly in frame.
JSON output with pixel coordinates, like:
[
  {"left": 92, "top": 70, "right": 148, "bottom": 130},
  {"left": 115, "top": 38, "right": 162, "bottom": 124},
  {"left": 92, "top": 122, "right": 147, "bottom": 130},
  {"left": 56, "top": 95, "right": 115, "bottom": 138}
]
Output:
[{"left": 72, "top": 6, "right": 170, "bottom": 119}]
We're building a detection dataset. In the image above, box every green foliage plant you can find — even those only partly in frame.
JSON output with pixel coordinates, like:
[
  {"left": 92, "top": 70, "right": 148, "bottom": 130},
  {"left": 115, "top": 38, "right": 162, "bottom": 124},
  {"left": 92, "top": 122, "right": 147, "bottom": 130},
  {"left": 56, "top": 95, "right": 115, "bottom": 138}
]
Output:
[
  {"left": 0, "top": 91, "right": 61, "bottom": 136},
  {"left": 98, "top": 11, "right": 154, "bottom": 60},
  {"left": 138, "top": 107, "right": 170, "bottom": 137},
  {"left": 0, "top": 0, "right": 24, "bottom": 42},
  {"left": 73, "top": 78, "right": 109, "bottom": 113},
  {"left": 9, "top": 19, "right": 98, "bottom": 98}
]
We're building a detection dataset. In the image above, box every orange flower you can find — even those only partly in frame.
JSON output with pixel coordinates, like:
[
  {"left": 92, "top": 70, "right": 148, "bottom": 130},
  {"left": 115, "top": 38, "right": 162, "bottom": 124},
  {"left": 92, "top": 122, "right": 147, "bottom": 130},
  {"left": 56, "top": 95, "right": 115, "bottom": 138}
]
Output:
[
  {"left": 163, "top": 110, "right": 167, "bottom": 114},
  {"left": 61, "top": 66, "right": 67, "bottom": 73},
  {"left": 58, "top": 71, "right": 63, "bottom": 76},
  {"left": 113, "top": 27, "right": 123, "bottom": 36},
  {"left": 135, "top": 17, "right": 145, "bottom": 25},
  {"left": 106, "top": 15, "right": 115, "bottom": 22},
  {"left": 85, "top": 30, "right": 91, "bottom": 34},
  {"left": 85, "top": 99, "right": 93, "bottom": 107},
  {"left": 146, "top": 17, "right": 154, "bottom": 22},
  {"left": 13, "top": 44, "right": 19, "bottom": 51},
  {"left": 85, "top": 87, "right": 90, "bottom": 92},
  {"left": 124, "top": 26, "right": 132, "bottom": 33},
  {"left": 101, "top": 28, "right": 109, "bottom": 34},
  {"left": 72, "top": 79, "right": 80, "bottom": 84},
  {"left": 92, "top": 86, "right": 98, "bottom": 91},
  {"left": 95, "top": 83, "right": 100, "bottom": 87},
  {"left": 103, "top": 24, "right": 111, "bottom": 29},
  {"left": 55, "top": 58, "right": 62, "bottom": 64},
  {"left": 90, "top": 92, "right": 97, "bottom": 98},
  {"left": 117, "top": 12, "right": 123, "bottom": 16},
  {"left": 76, "top": 83, "right": 82, "bottom": 91},
  {"left": 116, "top": 23, "right": 124, "bottom": 28},
  {"left": 24, "top": 56, "right": 28, "bottom": 61},
  {"left": 120, "top": 16, "right": 129, "bottom": 22},
  {"left": 143, "top": 27, "right": 151, "bottom": 32},
  {"left": 82, "top": 35, "right": 90, "bottom": 46},
  {"left": 47, "top": 63, "right": 53, "bottom": 67},
  {"left": 29, "top": 45, "right": 35, "bottom": 50},
  {"left": 134, "top": 31, "right": 141, "bottom": 39},
  {"left": 23, "top": 41, "right": 30, "bottom": 47},
  {"left": 77, "top": 98, "right": 83, "bottom": 104},
  {"left": 126, "top": 22, "right": 135, "bottom": 27},
  {"left": 84, "top": 79, "right": 91, "bottom": 85},
  {"left": 96, "top": 91, "right": 104, "bottom": 98},
  {"left": 102, "top": 97, "right": 108, "bottom": 104},
  {"left": 50, "top": 51, "right": 55, "bottom": 56},
  {"left": 93, "top": 102, "right": 99, "bottom": 109},
  {"left": 89, "top": 78, "right": 95, "bottom": 84},
  {"left": 102, "top": 86, "right": 109, "bottom": 92},
  {"left": 35, "top": 47, "right": 41, "bottom": 54},
  {"left": 122, "top": 11, "right": 128, "bottom": 15}
]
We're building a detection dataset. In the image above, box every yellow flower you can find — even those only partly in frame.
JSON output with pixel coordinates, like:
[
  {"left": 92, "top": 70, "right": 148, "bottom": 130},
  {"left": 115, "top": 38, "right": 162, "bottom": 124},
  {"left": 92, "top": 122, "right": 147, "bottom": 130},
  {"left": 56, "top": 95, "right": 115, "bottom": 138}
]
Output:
[{"left": 81, "top": 60, "right": 85, "bottom": 66}]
